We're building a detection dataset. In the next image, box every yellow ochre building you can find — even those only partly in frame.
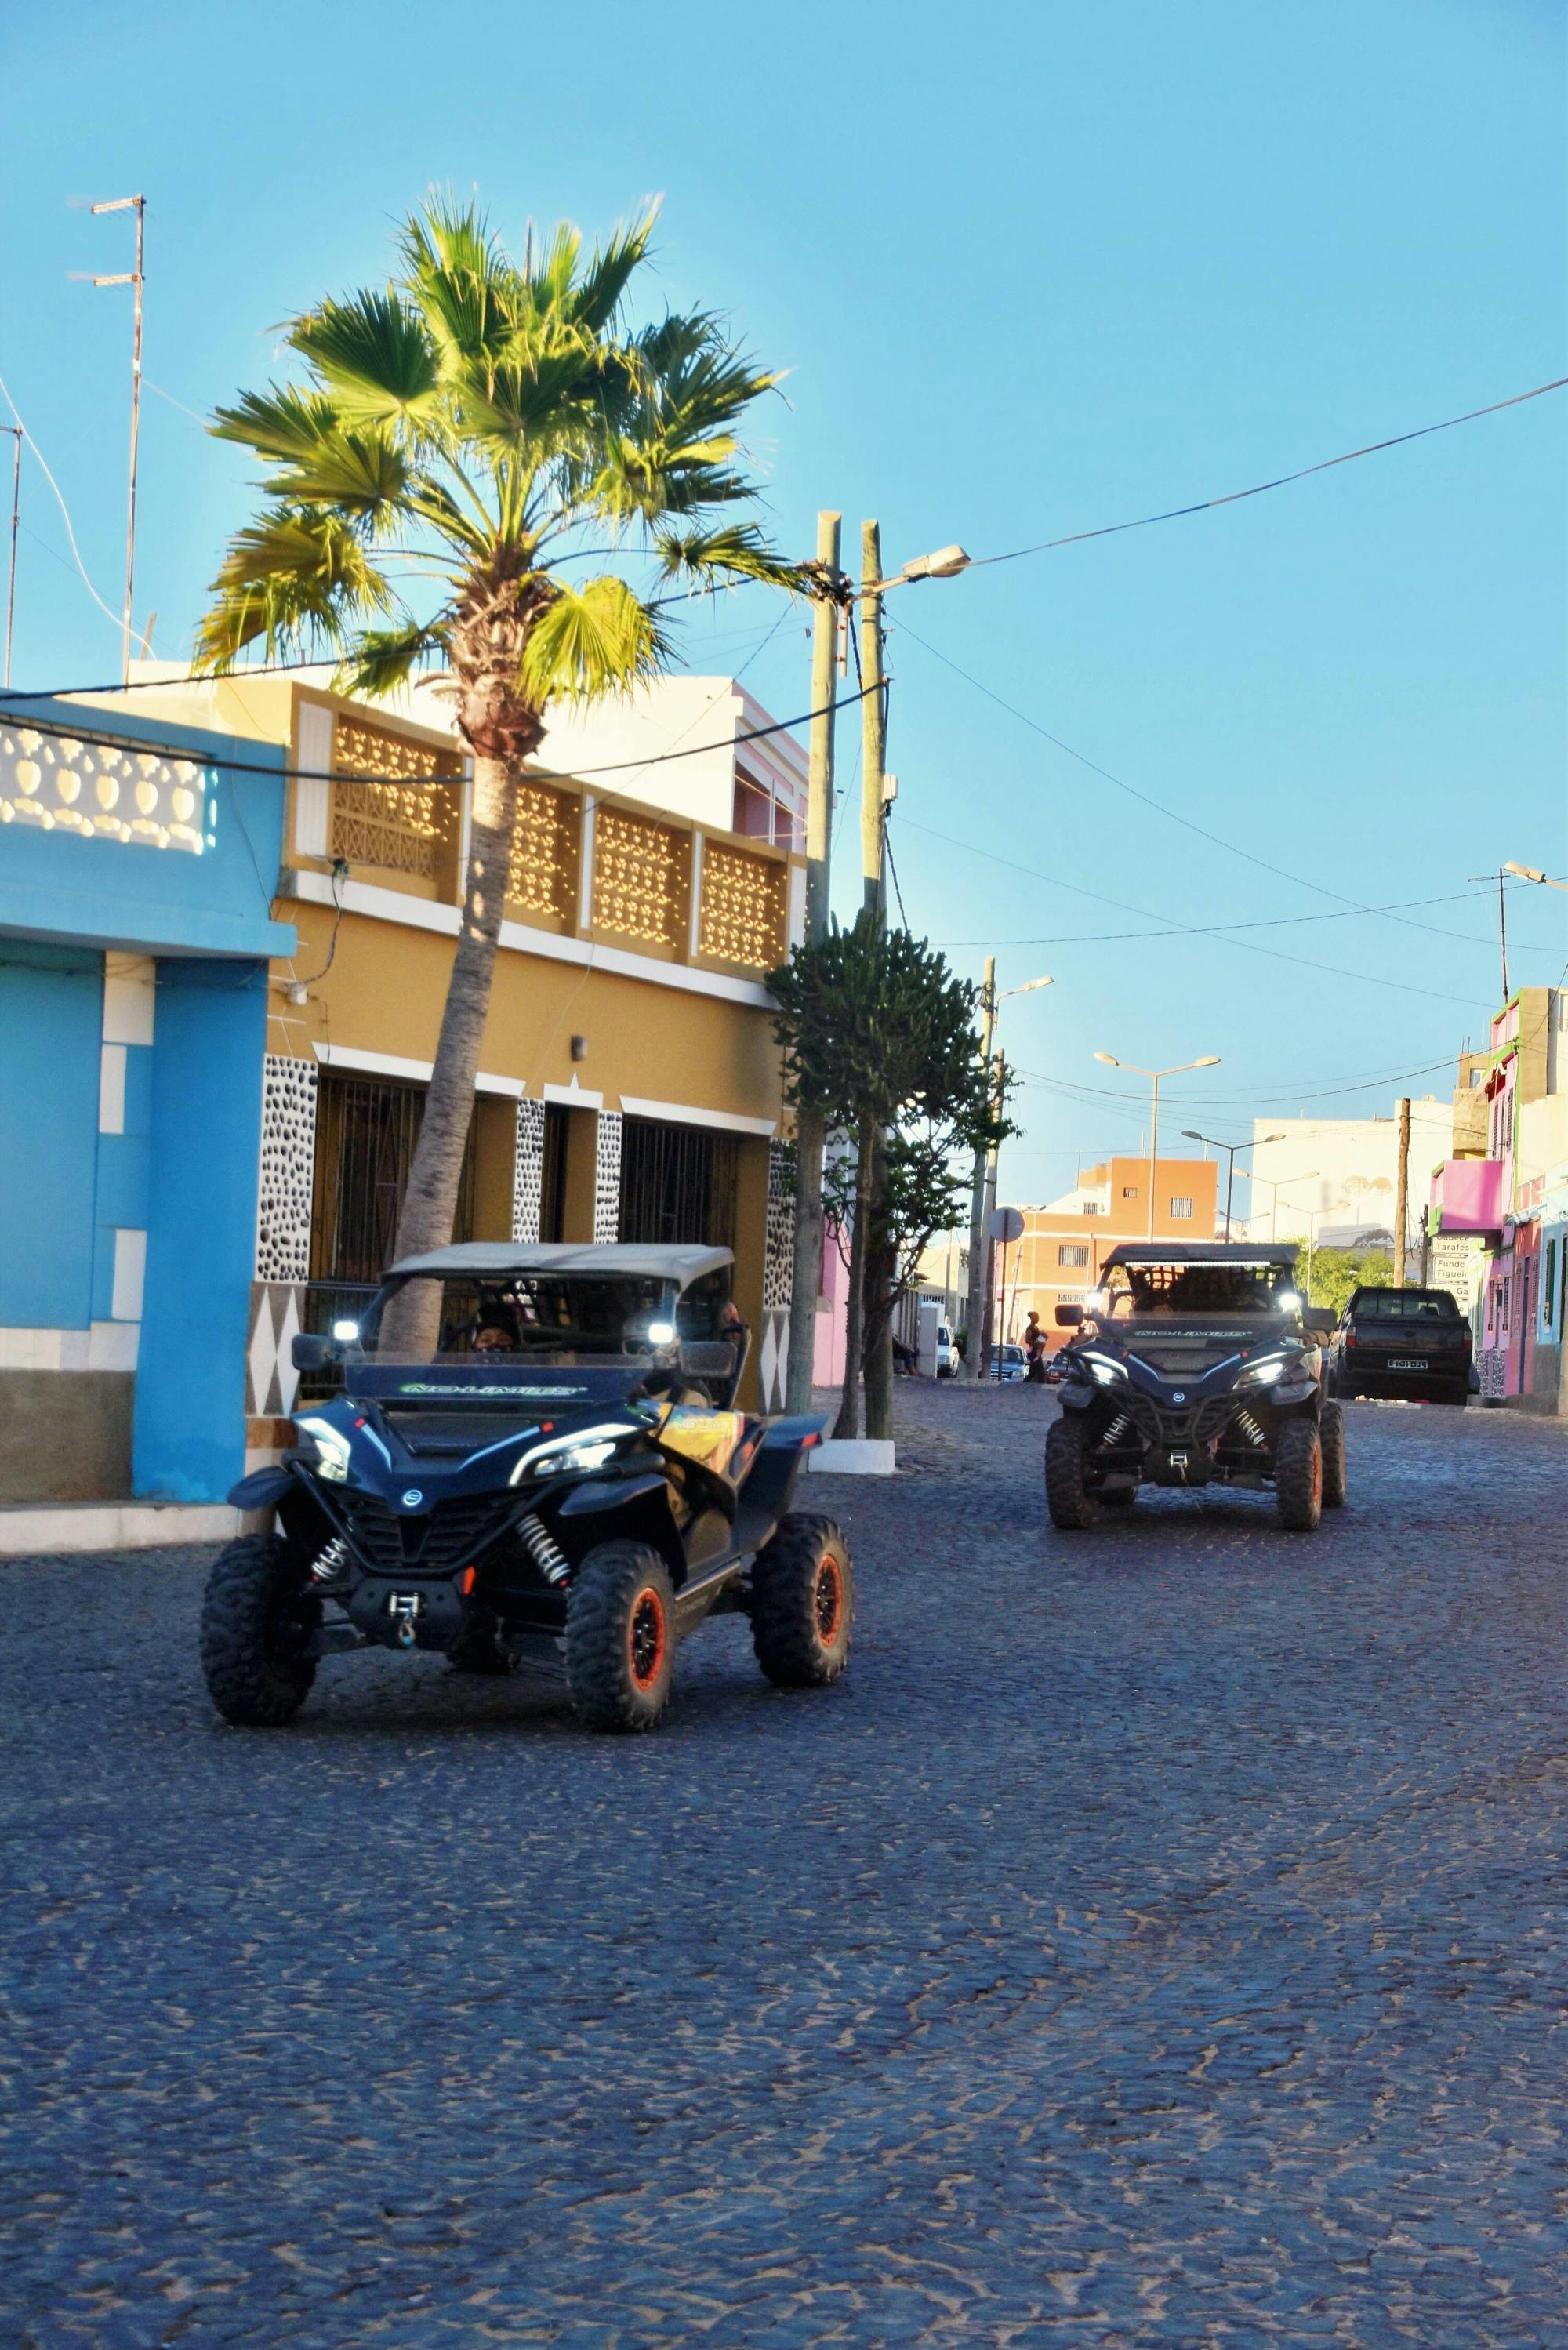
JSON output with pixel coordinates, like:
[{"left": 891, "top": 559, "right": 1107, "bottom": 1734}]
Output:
[{"left": 76, "top": 670, "right": 808, "bottom": 1454}]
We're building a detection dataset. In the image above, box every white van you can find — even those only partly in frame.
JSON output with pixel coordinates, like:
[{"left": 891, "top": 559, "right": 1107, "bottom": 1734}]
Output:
[{"left": 935, "top": 1320, "right": 958, "bottom": 1378}]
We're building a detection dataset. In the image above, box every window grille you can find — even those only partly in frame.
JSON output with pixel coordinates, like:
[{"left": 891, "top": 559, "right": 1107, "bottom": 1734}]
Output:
[
  {"left": 1122, "top": 1185, "right": 1138, "bottom": 1199},
  {"left": 619, "top": 1117, "right": 738, "bottom": 1250},
  {"left": 1169, "top": 1197, "right": 1193, "bottom": 1219},
  {"left": 310, "top": 1070, "right": 476, "bottom": 1284},
  {"left": 1058, "top": 1244, "right": 1089, "bottom": 1267}
]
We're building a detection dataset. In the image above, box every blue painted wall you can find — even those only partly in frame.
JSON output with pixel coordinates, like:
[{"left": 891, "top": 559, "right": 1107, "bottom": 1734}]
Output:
[
  {"left": 0, "top": 945, "right": 102, "bottom": 1326},
  {"left": 133, "top": 959, "right": 270, "bottom": 1502},
  {"left": 0, "top": 698, "right": 293, "bottom": 961}
]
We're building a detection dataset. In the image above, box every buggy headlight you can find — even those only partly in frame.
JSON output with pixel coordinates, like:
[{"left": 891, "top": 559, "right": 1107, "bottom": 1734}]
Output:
[
  {"left": 646, "top": 1320, "right": 676, "bottom": 1346},
  {"left": 296, "top": 1415, "right": 352, "bottom": 1481},
  {"left": 1082, "top": 1353, "right": 1127, "bottom": 1385},
  {"left": 510, "top": 1423, "right": 637, "bottom": 1484},
  {"left": 1236, "top": 1354, "right": 1287, "bottom": 1388}
]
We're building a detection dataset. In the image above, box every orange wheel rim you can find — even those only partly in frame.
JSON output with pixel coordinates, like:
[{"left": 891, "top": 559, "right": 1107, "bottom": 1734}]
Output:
[
  {"left": 814, "top": 1556, "right": 844, "bottom": 1645},
  {"left": 628, "top": 1588, "right": 666, "bottom": 1691}
]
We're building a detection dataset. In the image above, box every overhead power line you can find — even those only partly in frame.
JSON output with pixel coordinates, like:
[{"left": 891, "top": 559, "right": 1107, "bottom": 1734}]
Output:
[
  {"left": 966, "top": 372, "right": 1568, "bottom": 573},
  {"left": 934, "top": 881, "right": 1559, "bottom": 955},
  {"left": 1014, "top": 1050, "right": 1461, "bottom": 1110},
  {"left": 895, "top": 616, "right": 1525, "bottom": 955},
  {"left": 0, "top": 681, "right": 866, "bottom": 791},
  {"left": 897, "top": 812, "right": 1494, "bottom": 1008}
]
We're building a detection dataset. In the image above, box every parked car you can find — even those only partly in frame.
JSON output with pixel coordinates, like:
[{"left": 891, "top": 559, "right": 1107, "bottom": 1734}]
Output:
[
  {"left": 935, "top": 1320, "right": 959, "bottom": 1378},
  {"left": 1042, "top": 1349, "right": 1073, "bottom": 1386},
  {"left": 989, "top": 1342, "right": 1028, "bottom": 1382},
  {"left": 202, "top": 1243, "right": 852, "bottom": 1735},
  {"left": 1328, "top": 1284, "right": 1472, "bottom": 1406},
  {"left": 1044, "top": 1241, "right": 1343, "bottom": 1532}
]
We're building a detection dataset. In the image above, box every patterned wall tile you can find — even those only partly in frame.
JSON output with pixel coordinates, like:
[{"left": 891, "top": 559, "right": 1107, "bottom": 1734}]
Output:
[
  {"left": 764, "top": 1137, "right": 796, "bottom": 1312},
  {"left": 247, "top": 1282, "right": 304, "bottom": 1418},
  {"left": 513, "top": 1098, "right": 545, "bottom": 1244},
  {"left": 594, "top": 1112, "right": 622, "bottom": 1244},
  {"left": 256, "top": 1055, "right": 318, "bottom": 1282}
]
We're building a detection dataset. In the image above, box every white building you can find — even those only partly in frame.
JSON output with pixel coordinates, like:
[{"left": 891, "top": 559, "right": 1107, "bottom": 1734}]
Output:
[{"left": 1245, "top": 1099, "right": 1454, "bottom": 1251}]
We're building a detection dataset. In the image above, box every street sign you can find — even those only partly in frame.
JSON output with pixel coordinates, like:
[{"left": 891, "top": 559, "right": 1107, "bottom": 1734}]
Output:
[{"left": 987, "top": 1206, "right": 1025, "bottom": 1244}]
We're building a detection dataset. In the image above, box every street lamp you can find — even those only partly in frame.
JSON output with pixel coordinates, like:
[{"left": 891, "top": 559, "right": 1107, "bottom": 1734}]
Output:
[
  {"left": 962, "top": 968, "right": 1054, "bottom": 1381},
  {"left": 1094, "top": 1051, "right": 1221, "bottom": 1240},
  {"left": 1247, "top": 1168, "right": 1320, "bottom": 1242},
  {"left": 1182, "top": 1128, "right": 1285, "bottom": 1241}
]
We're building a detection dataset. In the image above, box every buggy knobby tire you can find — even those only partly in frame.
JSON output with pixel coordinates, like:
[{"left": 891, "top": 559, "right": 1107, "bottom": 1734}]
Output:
[
  {"left": 1044, "top": 1414, "right": 1098, "bottom": 1530},
  {"left": 750, "top": 1513, "right": 853, "bottom": 1689},
  {"left": 565, "top": 1542, "right": 677, "bottom": 1732},
  {"left": 1319, "top": 1400, "right": 1347, "bottom": 1509},
  {"left": 200, "top": 1532, "right": 319, "bottom": 1726},
  {"left": 1275, "top": 1417, "right": 1323, "bottom": 1532}
]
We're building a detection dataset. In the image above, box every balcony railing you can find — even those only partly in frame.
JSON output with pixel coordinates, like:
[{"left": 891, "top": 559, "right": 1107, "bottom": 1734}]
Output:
[{"left": 298, "top": 710, "right": 804, "bottom": 978}]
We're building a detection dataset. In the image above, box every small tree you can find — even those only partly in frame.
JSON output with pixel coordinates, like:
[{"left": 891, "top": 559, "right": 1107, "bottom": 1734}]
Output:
[
  {"left": 1300, "top": 1244, "right": 1393, "bottom": 1317},
  {"left": 771, "top": 917, "right": 1010, "bottom": 1435},
  {"left": 197, "top": 196, "right": 803, "bottom": 1351}
]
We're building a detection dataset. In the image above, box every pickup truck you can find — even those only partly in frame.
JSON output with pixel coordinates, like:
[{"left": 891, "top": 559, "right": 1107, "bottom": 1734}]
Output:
[{"left": 1328, "top": 1284, "right": 1472, "bottom": 1407}]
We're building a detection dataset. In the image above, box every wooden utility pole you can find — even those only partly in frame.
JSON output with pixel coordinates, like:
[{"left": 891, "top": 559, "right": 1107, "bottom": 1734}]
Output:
[
  {"left": 858, "top": 519, "right": 887, "bottom": 917},
  {"left": 960, "top": 957, "right": 996, "bottom": 1379},
  {"left": 978, "top": 1051, "right": 1006, "bottom": 1373},
  {"left": 784, "top": 512, "right": 841, "bottom": 1415},
  {"left": 1393, "top": 1095, "right": 1411, "bottom": 1286}
]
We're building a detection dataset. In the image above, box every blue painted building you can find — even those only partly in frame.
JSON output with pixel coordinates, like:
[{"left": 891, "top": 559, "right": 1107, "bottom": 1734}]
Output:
[{"left": 0, "top": 696, "right": 294, "bottom": 1502}]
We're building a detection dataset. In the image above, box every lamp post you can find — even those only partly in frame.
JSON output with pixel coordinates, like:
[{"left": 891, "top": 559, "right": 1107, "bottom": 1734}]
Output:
[
  {"left": 960, "top": 970, "right": 1051, "bottom": 1380},
  {"left": 1094, "top": 1051, "right": 1221, "bottom": 1240},
  {"left": 1247, "top": 1168, "right": 1320, "bottom": 1242},
  {"left": 1182, "top": 1128, "right": 1285, "bottom": 1240},
  {"left": 855, "top": 537, "right": 973, "bottom": 918}
]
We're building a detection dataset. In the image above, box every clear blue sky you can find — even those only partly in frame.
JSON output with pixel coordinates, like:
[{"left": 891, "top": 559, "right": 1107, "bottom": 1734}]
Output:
[{"left": 3, "top": 0, "right": 1563, "bottom": 1208}]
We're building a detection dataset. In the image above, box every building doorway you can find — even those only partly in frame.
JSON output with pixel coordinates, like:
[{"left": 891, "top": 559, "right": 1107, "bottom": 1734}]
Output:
[{"left": 619, "top": 1117, "right": 738, "bottom": 1250}]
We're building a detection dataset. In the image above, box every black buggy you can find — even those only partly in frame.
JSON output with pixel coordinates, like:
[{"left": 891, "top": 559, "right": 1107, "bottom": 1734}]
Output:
[
  {"left": 1044, "top": 1242, "right": 1345, "bottom": 1533},
  {"left": 201, "top": 1243, "right": 851, "bottom": 1734}
]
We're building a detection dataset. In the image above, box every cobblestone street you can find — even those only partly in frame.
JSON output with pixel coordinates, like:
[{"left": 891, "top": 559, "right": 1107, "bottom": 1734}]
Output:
[{"left": 4, "top": 1387, "right": 1567, "bottom": 2348}]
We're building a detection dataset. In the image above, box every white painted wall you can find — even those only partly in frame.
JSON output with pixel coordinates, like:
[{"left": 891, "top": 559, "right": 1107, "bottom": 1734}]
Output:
[{"left": 1247, "top": 1101, "right": 1454, "bottom": 1244}]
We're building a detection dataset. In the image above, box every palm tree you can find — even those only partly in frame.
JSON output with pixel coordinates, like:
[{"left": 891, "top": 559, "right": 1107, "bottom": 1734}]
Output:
[{"left": 197, "top": 197, "right": 803, "bottom": 1350}]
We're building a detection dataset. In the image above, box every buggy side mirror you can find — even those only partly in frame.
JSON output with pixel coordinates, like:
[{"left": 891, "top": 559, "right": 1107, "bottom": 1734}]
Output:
[
  {"left": 1054, "top": 1304, "right": 1083, "bottom": 1328},
  {"left": 292, "top": 1333, "right": 332, "bottom": 1372}
]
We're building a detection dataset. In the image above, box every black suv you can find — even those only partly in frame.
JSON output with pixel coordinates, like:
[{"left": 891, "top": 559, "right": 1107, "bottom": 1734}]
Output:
[
  {"left": 201, "top": 1242, "right": 851, "bottom": 1734},
  {"left": 1045, "top": 1242, "right": 1344, "bottom": 1532}
]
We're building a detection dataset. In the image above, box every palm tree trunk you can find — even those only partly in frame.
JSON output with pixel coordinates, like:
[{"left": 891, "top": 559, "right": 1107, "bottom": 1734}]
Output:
[
  {"left": 378, "top": 751, "right": 515, "bottom": 1359},
  {"left": 833, "top": 1117, "right": 875, "bottom": 1440}
]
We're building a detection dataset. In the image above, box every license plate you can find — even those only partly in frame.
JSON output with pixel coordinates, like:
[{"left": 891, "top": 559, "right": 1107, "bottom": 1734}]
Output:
[{"left": 1389, "top": 1358, "right": 1428, "bottom": 1371}]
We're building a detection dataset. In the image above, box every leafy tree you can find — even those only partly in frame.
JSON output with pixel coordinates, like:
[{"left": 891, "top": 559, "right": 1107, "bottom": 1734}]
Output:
[
  {"left": 1299, "top": 1244, "right": 1393, "bottom": 1317},
  {"left": 771, "top": 916, "right": 1012, "bottom": 1435},
  {"left": 197, "top": 196, "right": 802, "bottom": 1349}
]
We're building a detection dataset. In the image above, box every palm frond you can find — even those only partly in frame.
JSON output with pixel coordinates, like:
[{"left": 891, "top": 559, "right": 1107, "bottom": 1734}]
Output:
[
  {"left": 268, "top": 425, "right": 412, "bottom": 520},
  {"left": 568, "top": 203, "right": 660, "bottom": 333},
  {"left": 401, "top": 197, "right": 526, "bottom": 376},
  {"left": 654, "top": 522, "right": 809, "bottom": 595},
  {"left": 210, "top": 384, "right": 343, "bottom": 460},
  {"left": 193, "top": 504, "right": 396, "bottom": 670},
  {"left": 289, "top": 291, "right": 440, "bottom": 427},
  {"left": 518, "top": 576, "right": 672, "bottom": 703},
  {"left": 335, "top": 622, "right": 450, "bottom": 699}
]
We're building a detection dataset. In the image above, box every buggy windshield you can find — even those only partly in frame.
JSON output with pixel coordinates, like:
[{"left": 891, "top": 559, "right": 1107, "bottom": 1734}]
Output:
[
  {"left": 1100, "top": 1259, "right": 1295, "bottom": 1319},
  {"left": 342, "top": 1267, "right": 734, "bottom": 1368}
]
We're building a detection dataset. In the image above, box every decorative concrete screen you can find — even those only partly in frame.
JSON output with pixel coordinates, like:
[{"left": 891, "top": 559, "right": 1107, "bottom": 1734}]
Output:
[
  {"left": 590, "top": 808, "right": 685, "bottom": 949},
  {"left": 513, "top": 1097, "right": 546, "bottom": 1244},
  {"left": 506, "top": 782, "right": 579, "bottom": 924},
  {"left": 330, "top": 716, "right": 461, "bottom": 881},
  {"left": 699, "top": 842, "right": 786, "bottom": 970},
  {"left": 0, "top": 723, "right": 212, "bottom": 852}
]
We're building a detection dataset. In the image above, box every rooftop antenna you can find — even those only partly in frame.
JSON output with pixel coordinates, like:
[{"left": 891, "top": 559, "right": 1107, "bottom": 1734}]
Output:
[{"left": 73, "top": 194, "right": 144, "bottom": 684}]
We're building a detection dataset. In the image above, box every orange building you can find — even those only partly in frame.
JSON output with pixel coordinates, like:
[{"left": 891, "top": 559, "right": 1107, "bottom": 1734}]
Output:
[{"left": 995, "top": 1155, "right": 1219, "bottom": 1351}]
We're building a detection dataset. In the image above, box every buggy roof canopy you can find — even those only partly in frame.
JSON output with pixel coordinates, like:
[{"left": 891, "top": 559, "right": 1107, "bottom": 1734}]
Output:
[
  {"left": 1101, "top": 1241, "right": 1298, "bottom": 1270},
  {"left": 385, "top": 1242, "right": 735, "bottom": 1286}
]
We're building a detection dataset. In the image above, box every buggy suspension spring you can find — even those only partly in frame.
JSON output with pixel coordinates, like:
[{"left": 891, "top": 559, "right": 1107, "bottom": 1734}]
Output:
[
  {"left": 310, "top": 1536, "right": 350, "bottom": 1585},
  {"left": 1098, "top": 1412, "right": 1133, "bottom": 1451},
  {"left": 1233, "top": 1408, "right": 1269, "bottom": 1449},
  {"left": 519, "top": 1513, "right": 571, "bottom": 1585}
]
